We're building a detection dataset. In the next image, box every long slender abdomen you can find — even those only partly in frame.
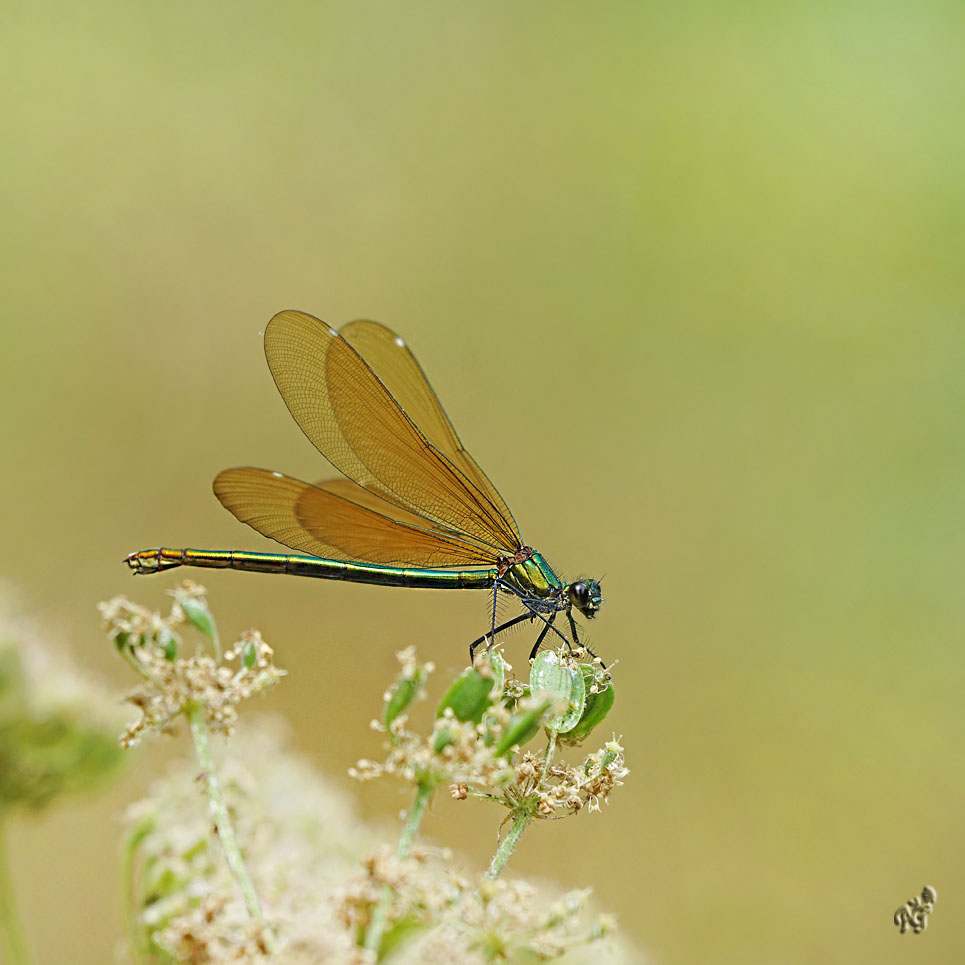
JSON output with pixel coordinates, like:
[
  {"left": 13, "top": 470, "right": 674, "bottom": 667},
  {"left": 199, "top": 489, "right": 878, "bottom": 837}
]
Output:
[{"left": 125, "top": 547, "right": 497, "bottom": 590}]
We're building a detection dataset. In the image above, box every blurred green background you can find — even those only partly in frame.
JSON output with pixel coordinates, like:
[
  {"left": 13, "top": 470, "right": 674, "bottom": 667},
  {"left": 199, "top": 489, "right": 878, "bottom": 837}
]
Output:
[{"left": 2, "top": 1, "right": 963, "bottom": 961}]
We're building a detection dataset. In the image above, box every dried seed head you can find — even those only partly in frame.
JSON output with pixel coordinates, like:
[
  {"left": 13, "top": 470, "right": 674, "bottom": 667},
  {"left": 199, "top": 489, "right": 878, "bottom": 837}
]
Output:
[{"left": 101, "top": 585, "right": 284, "bottom": 746}]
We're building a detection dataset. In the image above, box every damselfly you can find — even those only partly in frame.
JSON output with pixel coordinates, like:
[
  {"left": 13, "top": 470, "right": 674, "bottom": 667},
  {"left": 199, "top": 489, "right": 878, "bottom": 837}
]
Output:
[{"left": 126, "top": 311, "right": 604, "bottom": 662}]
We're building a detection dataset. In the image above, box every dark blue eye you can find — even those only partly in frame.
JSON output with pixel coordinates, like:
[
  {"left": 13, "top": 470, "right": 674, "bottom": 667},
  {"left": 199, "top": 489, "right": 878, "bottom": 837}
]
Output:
[{"left": 570, "top": 582, "right": 589, "bottom": 607}]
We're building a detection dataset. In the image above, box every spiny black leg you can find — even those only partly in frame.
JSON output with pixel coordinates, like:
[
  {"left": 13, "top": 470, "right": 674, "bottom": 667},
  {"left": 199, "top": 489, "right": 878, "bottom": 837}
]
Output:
[
  {"left": 528, "top": 612, "right": 556, "bottom": 661},
  {"left": 567, "top": 610, "right": 606, "bottom": 668},
  {"left": 499, "top": 586, "right": 575, "bottom": 652},
  {"left": 567, "top": 610, "right": 581, "bottom": 650},
  {"left": 489, "top": 580, "right": 500, "bottom": 642},
  {"left": 468, "top": 612, "right": 534, "bottom": 664},
  {"left": 513, "top": 602, "right": 573, "bottom": 653}
]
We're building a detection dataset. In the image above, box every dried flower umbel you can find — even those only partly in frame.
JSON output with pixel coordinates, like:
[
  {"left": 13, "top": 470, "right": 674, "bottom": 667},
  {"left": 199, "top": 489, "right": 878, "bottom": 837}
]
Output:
[
  {"left": 104, "top": 587, "right": 631, "bottom": 962},
  {"left": 335, "top": 848, "right": 620, "bottom": 965},
  {"left": 353, "top": 648, "right": 624, "bottom": 822},
  {"left": 350, "top": 644, "right": 626, "bottom": 955},
  {"left": 124, "top": 717, "right": 636, "bottom": 964},
  {"left": 123, "top": 719, "right": 368, "bottom": 964},
  {"left": 99, "top": 581, "right": 284, "bottom": 747},
  {"left": 102, "top": 582, "right": 285, "bottom": 955}
]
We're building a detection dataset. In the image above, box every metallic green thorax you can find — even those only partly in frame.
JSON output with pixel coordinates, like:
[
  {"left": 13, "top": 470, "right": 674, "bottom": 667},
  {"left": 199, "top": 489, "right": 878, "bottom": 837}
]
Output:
[{"left": 501, "top": 551, "right": 564, "bottom": 599}]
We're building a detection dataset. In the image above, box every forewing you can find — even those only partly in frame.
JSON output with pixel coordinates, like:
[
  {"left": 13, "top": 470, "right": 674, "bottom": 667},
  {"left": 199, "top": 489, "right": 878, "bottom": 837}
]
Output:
[
  {"left": 213, "top": 467, "right": 495, "bottom": 567},
  {"left": 263, "top": 310, "right": 519, "bottom": 554},
  {"left": 339, "top": 319, "right": 521, "bottom": 544}
]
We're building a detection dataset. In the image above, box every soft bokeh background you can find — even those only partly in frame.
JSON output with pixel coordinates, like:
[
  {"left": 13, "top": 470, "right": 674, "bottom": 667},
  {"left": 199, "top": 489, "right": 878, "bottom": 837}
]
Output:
[{"left": 2, "top": 2, "right": 963, "bottom": 962}]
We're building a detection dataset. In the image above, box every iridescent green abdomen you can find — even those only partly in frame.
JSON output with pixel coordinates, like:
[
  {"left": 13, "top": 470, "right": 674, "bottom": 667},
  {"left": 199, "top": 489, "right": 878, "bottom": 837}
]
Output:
[{"left": 127, "top": 548, "right": 499, "bottom": 590}]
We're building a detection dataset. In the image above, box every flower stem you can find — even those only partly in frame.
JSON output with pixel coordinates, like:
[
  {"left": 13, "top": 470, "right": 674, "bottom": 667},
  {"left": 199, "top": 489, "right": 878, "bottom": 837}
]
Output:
[
  {"left": 185, "top": 702, "right": 276, "bottom": 953},
  {"left": 363, "top": 780, "right": 434, "bottom": 956},
  {"left": 0, "top": 816, "right": 31, "bottom": 965},
  {"left": 486, "top": 807, "right": 532, "bottom": 879},
  {"left": 542, "top": 728, "right": 559, "bottom": 781},
  {"left": 121, "top": 820, "right": 154, "bottom": 963},
  {"left": 396, "top": 780, "right": 433, "bottom": 858},
  {"left": 485, "top": 729, "right": 555, "bottom": 881},
  {"left": 209, "top": 626, "right": 222, "bottom": 664}
]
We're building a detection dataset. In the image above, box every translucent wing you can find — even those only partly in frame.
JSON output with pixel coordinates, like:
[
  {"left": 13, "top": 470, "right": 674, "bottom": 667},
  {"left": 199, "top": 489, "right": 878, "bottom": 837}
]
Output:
[
  {"left": 309, "top": 477, "right": 433, "bottom": 529},
  {"left": 339, "top": 319, "right": 521, "bottom": 542},
  {"left": 263, "top": 310, "right": 519, "bottom": 555},
  {"left": 213, "top": 467, "right": 495, "bottom": 567}
]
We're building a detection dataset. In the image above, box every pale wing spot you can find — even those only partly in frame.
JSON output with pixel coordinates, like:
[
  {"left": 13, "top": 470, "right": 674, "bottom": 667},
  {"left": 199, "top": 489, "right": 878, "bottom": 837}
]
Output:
[{"left": 394, "top": 336, "right": 405, "bottom": 348}]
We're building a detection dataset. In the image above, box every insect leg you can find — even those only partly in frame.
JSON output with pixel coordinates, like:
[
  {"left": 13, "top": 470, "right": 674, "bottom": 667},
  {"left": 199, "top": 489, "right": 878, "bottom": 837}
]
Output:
[
  {"left": 566, "top": 610, "right": 606, "bottom": 668},
  {"left": 468, "top": 611, "right": 535, "bottom": 664},
  {"left": 489, "top": 579, "right": 500, "bottom": 643},
  {"left": 517, "top": 599, "right": 573, "bottom": 653},
  {"left": 490, "top": 585, "right": 575, "bottom": 654},
  {"left": 528, "top": 612, "right": 557, "bottom": 661}
]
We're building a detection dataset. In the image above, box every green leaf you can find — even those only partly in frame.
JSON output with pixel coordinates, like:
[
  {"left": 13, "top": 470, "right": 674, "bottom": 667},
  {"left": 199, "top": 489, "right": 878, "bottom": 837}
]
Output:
[
  {"left": 560, "top": 668, "right": 615, "bottom": 743},
  {"left": 437, "top": 668, "right": 495, "bottom": 723},
  {"left": 530, "top": 651, "right": 586, "bottom": 733}
]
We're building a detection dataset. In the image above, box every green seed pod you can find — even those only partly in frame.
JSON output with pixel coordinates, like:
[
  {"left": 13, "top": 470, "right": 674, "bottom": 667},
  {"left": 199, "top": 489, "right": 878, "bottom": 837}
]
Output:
[
  {"left": 158, "top": 628, "right": 178, "bottom": 662},
  {"left": 530, "top": 651, "right": 586, "bottom": 733},
  {"left": 600, "top": 740, "right": 622, "bottom": 771},
  {"left": 436, "top": 667, "right": 495, "bottom": 723},
  {"left": 493, "top": 703, "right": 549, "bottom": 757},
  {"left": 385, "top": 667, "right": 427, "bottom": 729},
  {"left": 113, "top": 631, "right": 133, "bottom": 654},
  {"left": 559, "top": 667, "right": 615, "bottom": 743},
  {"left": 178, "top": 595, "right": 217, "bottom": 642},
  {"left": 241, "top": 637, "right": 258, "bottom": 670},
  {"left": 475, "top": 646, "right": 506, "bottom": 693}
]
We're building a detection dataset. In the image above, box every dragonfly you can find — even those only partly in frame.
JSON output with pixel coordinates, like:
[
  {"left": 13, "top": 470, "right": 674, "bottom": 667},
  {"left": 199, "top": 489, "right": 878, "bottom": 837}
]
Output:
[{"left": 126, "top": 310, "right": 604, "bottom": 663}]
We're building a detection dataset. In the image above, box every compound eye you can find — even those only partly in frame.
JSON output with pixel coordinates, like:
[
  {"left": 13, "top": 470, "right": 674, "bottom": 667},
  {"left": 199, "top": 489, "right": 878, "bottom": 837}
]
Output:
[{"left": 569, "top": 582, "right": 589, "bottom": 608}]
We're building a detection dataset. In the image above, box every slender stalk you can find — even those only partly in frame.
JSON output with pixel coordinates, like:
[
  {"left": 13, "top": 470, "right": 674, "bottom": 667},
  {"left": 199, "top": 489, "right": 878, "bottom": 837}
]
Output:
[
  {"left": 209, "top": 626, "right": 222, "bottom": 664},
  {"left": 485, "top": 728, "right": 557, "bottom": 881},
  {"left": 116, "top": 640, "right": 156, "bottom": 681},
  {"left": 486, "top": 808, "right": 532, "bottom": 880},
  {"left": 542, "top": 729, "right": 559, "bottom": 781},
  {"left": 121, "top": 821, "right": 153, "bottom": 964},
  {"left": 0, "top": 816, "right": 31, "bottom": 965},
  {"left": 185, "top": 703, "right": 276, "bottom": 953},
  {"left": 363, "top": 780, "right": 434, "bottom": 956},
  {"left": 395, "top": 781, "right": 433, "bottom": 858}
]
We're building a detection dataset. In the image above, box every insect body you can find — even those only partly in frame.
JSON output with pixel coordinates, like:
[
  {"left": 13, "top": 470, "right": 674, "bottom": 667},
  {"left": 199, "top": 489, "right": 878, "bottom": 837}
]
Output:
[{"left": 127, "top": 311, "right": 604, "bottom": 662}]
